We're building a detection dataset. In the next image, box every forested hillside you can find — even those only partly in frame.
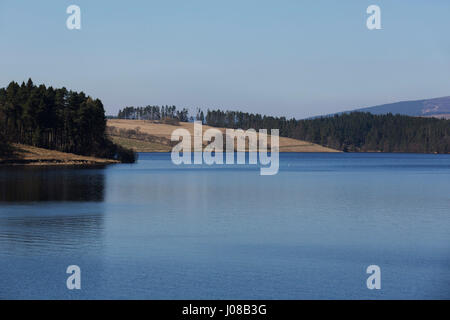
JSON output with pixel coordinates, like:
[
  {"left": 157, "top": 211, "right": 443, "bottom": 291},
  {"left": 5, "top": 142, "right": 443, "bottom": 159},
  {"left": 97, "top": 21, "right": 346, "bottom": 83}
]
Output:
[
  {"left": 0, "top": 79, "right": 135, "bottom": 162},
  {"left": 205, "top": 110, "right": 450, "bottom": 153},
  {"left": 0, "top": 131, "right": 12, "bottom": 156},
  {"left": 116, "top": 105, "right": 450, "bottom": 153}
]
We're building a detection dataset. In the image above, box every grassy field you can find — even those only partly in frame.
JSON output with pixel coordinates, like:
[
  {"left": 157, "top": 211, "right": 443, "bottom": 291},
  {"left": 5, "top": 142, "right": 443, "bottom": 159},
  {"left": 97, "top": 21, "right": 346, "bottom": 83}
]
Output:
[
  {"left": 109, "top": 136, "right": 172, "bottom": 152},
  {"left": 107, "top": 119, "right": 340, "bottom": 153},
  {"left": 0, "top": 144, "right": 118, "bottom": 165}
]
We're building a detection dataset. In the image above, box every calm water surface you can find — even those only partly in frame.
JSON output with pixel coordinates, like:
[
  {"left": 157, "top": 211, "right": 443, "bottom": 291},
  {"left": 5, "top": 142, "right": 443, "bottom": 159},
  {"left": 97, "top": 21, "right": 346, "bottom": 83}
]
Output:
[{"left": 0, "top": 153, "right": 449, "bottom": 299}]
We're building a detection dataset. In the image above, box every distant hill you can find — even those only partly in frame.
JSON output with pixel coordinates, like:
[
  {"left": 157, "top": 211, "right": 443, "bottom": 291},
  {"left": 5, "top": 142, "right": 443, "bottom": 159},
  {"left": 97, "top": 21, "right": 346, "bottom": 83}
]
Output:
[
  {"left": 107, "top": 119, "right": 339, "bottom": 153},
  {"left": 339, "top": 96, "right": 450, "bottom": 119}
]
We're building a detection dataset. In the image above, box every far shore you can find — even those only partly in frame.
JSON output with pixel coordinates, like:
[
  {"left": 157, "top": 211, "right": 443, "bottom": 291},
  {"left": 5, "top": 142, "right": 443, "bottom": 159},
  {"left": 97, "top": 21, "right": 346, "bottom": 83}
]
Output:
[
  {"left": 0, "top": 120, "right": 341, "bottom": 167},
  {"left": 107, "top": 119, "right": 341, "bottom": 153}
]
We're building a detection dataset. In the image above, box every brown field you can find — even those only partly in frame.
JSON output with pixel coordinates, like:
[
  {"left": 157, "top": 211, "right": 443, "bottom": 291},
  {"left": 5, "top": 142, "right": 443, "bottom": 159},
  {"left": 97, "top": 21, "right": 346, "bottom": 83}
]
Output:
[
  {"left": 107, "top": 119, "right": 340, "bottom": 153},
  {"left": 0, "top": 144, "right": 118, "bottom": 166},
  {"left": 109, "top": 135, "right": 172, "bottom": 152}
]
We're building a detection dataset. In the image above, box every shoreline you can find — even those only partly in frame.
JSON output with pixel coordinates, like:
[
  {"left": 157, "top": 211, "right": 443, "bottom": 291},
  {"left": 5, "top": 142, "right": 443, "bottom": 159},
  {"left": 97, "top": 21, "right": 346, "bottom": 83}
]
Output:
[
  {"left": 0, "top": 144, "right": 119, "bottom": 167},
  {"left": 0, "top": 159, "right": 118, "bottom": 166}
]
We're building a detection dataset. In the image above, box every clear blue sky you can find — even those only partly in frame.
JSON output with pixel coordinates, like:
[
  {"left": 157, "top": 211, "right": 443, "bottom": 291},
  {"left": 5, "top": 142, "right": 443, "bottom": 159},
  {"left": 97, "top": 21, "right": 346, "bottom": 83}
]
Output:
[{"left": 1, "top": 0, "right": 449, "bottom": 118}]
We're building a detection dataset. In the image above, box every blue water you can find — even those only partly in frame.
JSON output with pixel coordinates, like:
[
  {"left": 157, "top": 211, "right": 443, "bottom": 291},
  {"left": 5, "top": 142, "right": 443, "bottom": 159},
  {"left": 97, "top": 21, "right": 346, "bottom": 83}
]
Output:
[{"left": 0, "top": 153, "right": 449, "bottom": 299}]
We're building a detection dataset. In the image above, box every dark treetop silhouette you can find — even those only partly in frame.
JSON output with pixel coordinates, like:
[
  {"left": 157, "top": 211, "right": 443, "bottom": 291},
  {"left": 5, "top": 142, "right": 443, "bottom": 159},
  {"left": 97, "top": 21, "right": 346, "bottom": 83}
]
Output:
[{"left": 0, "top": 79, "right": 135, "bottom": 162}]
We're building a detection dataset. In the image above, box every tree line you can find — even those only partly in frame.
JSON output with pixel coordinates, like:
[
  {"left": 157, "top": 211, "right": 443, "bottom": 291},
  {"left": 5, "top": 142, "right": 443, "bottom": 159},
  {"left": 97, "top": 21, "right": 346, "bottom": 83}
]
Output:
[
  {"left": 117, "top": 105, "right": 208, "bottom": 124},
  {"left": 118, "top": 105, "right": 190, "bottom": 122},
  {"left": 204, "top": 109, "right": 450, "bottom": 153},
  {"left": 114, "top": 104, "right": 450, "bottom": 154},
  {"left": 0, "top": 79, "right": 135, "bottom": 162}
]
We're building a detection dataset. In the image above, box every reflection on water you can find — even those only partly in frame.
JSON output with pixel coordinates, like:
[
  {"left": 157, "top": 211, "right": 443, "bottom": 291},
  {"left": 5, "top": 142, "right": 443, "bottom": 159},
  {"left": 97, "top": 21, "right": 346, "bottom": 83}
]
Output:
[
  {"left": 0, "top": 153, "right": 449, "bottom": 299},
  {"left": 0, "top": 166, "right": 107, "bottom": 272},
  {"left": 0, "top": 167, "right": 106, "bottom": 202},
  {"left": 0, "top": 211, "right": 105, "bottom": 256}
]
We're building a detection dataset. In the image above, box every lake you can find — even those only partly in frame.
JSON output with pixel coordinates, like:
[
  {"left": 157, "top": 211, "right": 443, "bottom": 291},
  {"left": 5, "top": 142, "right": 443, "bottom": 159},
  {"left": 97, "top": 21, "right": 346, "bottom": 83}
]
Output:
[{"left": 0, "top": 153, "right": 449, "bottom": 299}]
